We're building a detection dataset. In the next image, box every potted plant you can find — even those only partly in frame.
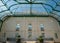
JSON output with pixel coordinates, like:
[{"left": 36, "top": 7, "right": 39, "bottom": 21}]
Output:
[
  {"left": 37, "top": 36, "right": 44, "bottom": 43},
  {"left": 16, "top": 35, "right": 21, "bottom": 43}
]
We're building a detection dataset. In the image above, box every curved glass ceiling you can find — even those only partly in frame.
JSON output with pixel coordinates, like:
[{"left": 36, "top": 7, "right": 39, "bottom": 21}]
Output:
[{"left": 0, "top": 0, "right": 60, "bottom": 21}]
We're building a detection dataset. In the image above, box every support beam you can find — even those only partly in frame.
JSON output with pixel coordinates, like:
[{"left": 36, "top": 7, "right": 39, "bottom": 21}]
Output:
[
  {"left": 58, "top": 21, "right": 60, "bottom": 26},
  {"left": 0, "top": 20, "right": 3, "bottom": 32}
]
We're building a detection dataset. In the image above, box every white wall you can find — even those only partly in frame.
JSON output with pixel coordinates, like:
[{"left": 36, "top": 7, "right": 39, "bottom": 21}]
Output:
[{"left": 0, "top": 17, "right": 60, "bottom": 42}]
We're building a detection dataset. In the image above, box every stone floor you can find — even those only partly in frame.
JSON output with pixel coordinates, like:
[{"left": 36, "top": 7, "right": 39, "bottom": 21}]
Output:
[
  {"left": 0, "top": 40, "right": 55, "bottom": 43},
  {"left": 6, "top": 41, "right": 16, "bottom": 43},
  {"left": 5, "top": 41, "right": 37, "bottom": 43},
  {"left": 23, "top": 41, "right": 37, "bottom": 43}
]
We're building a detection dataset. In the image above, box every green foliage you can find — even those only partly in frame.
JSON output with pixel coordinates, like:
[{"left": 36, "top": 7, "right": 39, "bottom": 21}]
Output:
[
  {"left": 28, "top": 35, "right": 31, "bottom": 38},
  {"left": 38, "top": 36, "right": 43, "bottom": 41},
  {"left": 37, "top": 36, "right": 44, "bottom": 43}
]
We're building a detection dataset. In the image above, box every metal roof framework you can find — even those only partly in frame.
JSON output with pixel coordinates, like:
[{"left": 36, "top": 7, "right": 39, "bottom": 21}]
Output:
[{"left": 0, "top": 0, "right": 60, "bottom": 31}]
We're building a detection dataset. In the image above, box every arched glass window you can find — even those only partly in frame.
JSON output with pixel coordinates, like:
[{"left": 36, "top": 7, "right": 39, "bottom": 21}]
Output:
[
  {"left": 28, "top": 24, "right": 32, "bottom": 31},
  {"left": 40, "top": 24, "right": 44, "bottom": 31},
  {"left": 0, "top": 0, "right": 60, "bottom": 21},
  {"left": 16, "top": 24, "right": 20, "bottom": 31}
]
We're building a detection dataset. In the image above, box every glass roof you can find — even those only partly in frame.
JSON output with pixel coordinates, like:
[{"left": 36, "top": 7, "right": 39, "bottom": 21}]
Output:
[{"left": 0, "top": 0, "right": 60, "bottom": 21}]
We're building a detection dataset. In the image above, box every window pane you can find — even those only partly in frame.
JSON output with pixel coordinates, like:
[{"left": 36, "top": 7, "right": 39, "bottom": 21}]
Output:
[
  {"left": 28, "top": 24, "right": 32, "bottom": 31},
  {"left": 40, "top": 24, "right": 44, "bottom": 31},
  {"left": 0, "top": 6, "right": 7, "bottom": 12},
  {"left": 11, "top": 4, "right": 30, "bottom": 15},
  {"left": 16, "top": 0, "right": 27, "bottom": 3},
  {"left": 16, "top": 24, "right": 20, "bottom": 31}
]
